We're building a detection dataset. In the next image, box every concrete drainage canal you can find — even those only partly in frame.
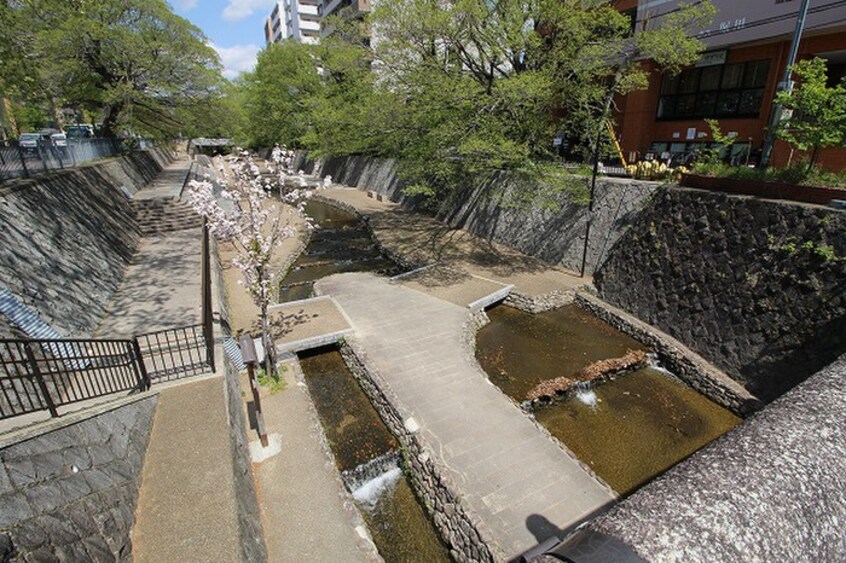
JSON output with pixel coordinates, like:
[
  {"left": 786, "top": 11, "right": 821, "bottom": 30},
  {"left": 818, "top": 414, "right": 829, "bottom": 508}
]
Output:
[
  {"left": 476, "top": 303, "right": 742, "bottom": 495},
  {"left": 298, "top": 347, "right": 452, "bottom": 562},
  {"left": 279, "top": 199, "right": 402, "bottom": 301}
]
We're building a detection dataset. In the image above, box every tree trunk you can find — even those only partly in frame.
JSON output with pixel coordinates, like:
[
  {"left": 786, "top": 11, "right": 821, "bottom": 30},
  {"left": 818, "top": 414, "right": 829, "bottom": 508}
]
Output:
[
  {"left": 260, "top": 305, "right": 277, "bottom": 379},
  {"left": 101, "top": 101, "right": 124, "bottom": 138},
  {"left": 808, "top": 145, "right": 819, "bottom": 171}
]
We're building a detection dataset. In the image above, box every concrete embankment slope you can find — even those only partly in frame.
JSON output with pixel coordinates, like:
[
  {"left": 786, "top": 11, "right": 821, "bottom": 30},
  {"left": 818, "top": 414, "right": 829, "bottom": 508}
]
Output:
[{"left": 0, "top": 148, "right": 175, "bottom": 338}]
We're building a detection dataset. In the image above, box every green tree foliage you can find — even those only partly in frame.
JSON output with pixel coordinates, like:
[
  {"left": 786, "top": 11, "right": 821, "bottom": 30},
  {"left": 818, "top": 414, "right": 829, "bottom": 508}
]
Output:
[
  {"left": 0, "top": 0, "right": 228, "bottom": 138},
  {"left": 242, "top": 41, "right": 323, "bottom": 148},
  {"left": 238, "top": 1, "right": 714, "bottom": 206},
  {"left": 776, "top": 57, "right": 846, "bottom": 167}
]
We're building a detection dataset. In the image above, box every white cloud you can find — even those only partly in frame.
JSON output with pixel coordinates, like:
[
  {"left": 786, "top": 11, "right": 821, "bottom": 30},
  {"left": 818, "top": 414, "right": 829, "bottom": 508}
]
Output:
[
  {"left": 173, "top": 0, "right": 198, "bottom": 10},
  {"left": 213, "top": 43, "right": 260, "bottom": 80},
  {"left": 222, "top": 0, "right": 275, "bottom": 22}
]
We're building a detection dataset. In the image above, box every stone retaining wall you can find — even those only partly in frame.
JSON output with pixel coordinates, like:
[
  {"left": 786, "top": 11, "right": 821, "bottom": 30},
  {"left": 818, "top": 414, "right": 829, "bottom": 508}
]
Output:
[
  {"left": 575, "top": 292, "right": 760, "bottom": 417},
  {"left": 595, "top": 188, "right": 846, "bottom": 403},
  {"left": 300, "top": 153, "right": 660, "bottom": 275},
  {"left": 0, "top": 149, "right": 174, "bottom": 337},
  {"left": 339, "top": 340, "right": 501, "bottom": 563},
  {"left": 0, "top": 396, "right": 157, "bottom": 561}
]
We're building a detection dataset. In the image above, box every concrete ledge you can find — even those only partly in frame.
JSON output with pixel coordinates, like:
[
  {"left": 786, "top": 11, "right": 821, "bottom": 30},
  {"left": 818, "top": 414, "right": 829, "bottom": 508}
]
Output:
[
  {"left": 277, "top": 328, "right": 354, "bottom": 354},
  {"left": 0, "top": 390, "right": 157, "bottom": 449},
  {"left": 573, "top": 352, "right": 846, "bottom": 562},
  {"left": 468, "top": 284, "right": 513, "bottom": 312}
]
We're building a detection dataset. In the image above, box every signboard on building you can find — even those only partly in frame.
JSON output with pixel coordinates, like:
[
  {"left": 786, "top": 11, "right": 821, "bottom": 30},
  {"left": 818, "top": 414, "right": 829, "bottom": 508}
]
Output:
[
  {"left": 637, "top": 0, "right": 846, "bottom": 49},
  {"left": 696, "top": 50, "right": 727, "bottom": 67}
]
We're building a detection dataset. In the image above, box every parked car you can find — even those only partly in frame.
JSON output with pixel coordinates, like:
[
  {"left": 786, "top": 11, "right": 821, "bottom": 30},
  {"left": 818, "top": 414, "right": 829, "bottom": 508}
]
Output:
[
  {"left": 18, "top": 133, "right": 40, "bottom": 154},
  {"left": 51, "top": 133, "right": 68, "bottom": 148},
  {"left": 66, "top": 124, "right": 94, "bottom": 139}
]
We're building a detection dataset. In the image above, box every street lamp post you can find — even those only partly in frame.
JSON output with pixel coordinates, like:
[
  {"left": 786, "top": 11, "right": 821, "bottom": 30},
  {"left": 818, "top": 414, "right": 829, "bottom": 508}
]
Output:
[{"left": 760, "top": 0, "right": 811, "bottom": 168}]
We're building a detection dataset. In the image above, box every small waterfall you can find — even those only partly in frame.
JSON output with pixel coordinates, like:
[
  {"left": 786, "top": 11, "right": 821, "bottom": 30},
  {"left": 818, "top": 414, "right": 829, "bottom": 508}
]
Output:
[
  {"left": 646, "top": 353, "right": 675, "bottom": 377},
  {"left": 342, "top": 450, "right": 402, "bottom": 494},
  {"left": 352, "top": 467, "right": 403, "bottom": 510},
  {"left": 573, "top": 380, "right": 598, "bottom": 409}
]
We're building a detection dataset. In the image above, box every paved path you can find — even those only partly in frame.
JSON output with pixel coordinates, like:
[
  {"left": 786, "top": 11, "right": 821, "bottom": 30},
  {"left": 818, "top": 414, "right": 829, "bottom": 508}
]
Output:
[
  {"left": 267, "top": 296, "right": 354, "bottom": 353},
  {"left": 317, "top": 273, "right": 615, "bottom": 559},
  {"left": 133, "top": 157, "right": 191, "bottom": 200},
  {"left": 320, "top": 188, "right": 588, "bottom": 298},
  {"left": 249, "top": 361, "right": 377, "bottom": 562},
  {"left": 95, "top": 228, "right": 201, "bottom": 337},
  {"left": 132, "top": 377, "right": 242, "bottom": 563},
  {"left": 96, "top": 158, "right": 200, "bottom": 337}
]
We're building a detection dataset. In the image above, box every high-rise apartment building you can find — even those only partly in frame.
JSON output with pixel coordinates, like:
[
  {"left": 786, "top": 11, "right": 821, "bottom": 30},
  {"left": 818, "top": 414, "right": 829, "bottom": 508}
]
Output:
[
  {"left": 264, "top": 0, "right": 321, "bottom": 46},
  {"left": 318, "top": 0, "right": 370, "bottom": 21}
]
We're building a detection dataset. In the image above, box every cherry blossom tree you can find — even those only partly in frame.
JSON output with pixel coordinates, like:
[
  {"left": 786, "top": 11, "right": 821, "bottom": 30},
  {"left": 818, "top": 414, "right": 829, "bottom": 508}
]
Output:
[{"left": 188, "top": 146, "right": 311, "bottom": 378}]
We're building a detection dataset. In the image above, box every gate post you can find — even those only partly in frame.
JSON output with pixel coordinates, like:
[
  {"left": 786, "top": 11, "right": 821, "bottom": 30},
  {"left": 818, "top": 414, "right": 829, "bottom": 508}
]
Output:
[
  {"left": 132, "top": 337, "right": 152, "bottom": 390},
  {"left": 24, "top": 342, "right": 58, "bottom": 418},
  {"left": 201, "top": 219, "right": 216, "bottom": 372}
]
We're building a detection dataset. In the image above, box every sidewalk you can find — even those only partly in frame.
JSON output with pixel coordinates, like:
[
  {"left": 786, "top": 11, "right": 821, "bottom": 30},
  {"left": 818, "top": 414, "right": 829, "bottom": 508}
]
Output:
[
  {"left": 96, "top": 158, "right": 201, "bottom": 338},
  {"left": 132, "top": 377, "right": 241, "bottom": 563},
  {"left": 247, "top": 361, "right": 378, "bottom": 562}
]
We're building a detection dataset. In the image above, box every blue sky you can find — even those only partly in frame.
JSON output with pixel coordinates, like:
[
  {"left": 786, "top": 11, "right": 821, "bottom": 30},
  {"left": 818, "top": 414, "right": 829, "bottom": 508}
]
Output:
[{"left": 170, "top": 0, "right": 275, "bottom": 80}]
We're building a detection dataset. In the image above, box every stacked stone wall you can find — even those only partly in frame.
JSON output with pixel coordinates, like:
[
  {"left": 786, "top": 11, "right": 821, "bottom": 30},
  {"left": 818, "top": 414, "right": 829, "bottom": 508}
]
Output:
[
  {"left": 299, "top": 153, "right": 659, "bottom": 275},
  {"left": 0, "top": 150, "right": 174, "bottom": 337},
  {"left": 0, "top": 396, "right": 157, "bottom": 561},
  {"left": 595, "top": 188, "right": 846, "bottom": 402}
]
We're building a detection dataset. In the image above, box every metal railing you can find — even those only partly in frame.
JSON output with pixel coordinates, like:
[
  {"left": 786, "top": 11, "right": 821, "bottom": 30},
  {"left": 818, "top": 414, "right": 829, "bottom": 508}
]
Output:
[
  {"left": 1, "top": 325, "right": 214, "bottom": 420},
  {"left": 135, "top": 325, "right": 211, "bottom": 382},
  {"left": 0, "top": 184, "right": 218, "bottom": 420},
  {"left": 0, "top": 338, "right": 149, "bottom": 419},
  {"left": 0, "top": 138, "right": 165, "bottom": 182}
]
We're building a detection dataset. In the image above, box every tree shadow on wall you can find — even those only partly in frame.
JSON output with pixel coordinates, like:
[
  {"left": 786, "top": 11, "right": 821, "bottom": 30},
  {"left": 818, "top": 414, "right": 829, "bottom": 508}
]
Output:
[{"left": 741, "top": 313, "right": 846, "bottom": 403}]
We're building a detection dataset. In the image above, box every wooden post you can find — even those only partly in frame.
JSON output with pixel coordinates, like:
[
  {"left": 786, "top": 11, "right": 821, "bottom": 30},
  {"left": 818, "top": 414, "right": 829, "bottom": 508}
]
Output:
[{"left": 240, "top": 335, "right": 269, "bottom": 448}]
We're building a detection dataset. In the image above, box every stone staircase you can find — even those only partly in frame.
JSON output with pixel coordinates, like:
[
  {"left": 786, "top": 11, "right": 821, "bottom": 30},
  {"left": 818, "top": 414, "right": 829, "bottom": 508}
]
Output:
[{"left": 132, "top": 198, "right": 203, "bottom": 235}]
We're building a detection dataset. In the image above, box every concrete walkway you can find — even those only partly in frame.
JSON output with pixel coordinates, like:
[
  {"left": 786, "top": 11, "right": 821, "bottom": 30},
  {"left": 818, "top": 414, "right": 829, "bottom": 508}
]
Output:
[
  {"left": 248, "top": 361, "right": 377, "bottom": 562},
  {"left": 133, "top": 157, "right": 191, "bottom": 200},
  {"left": 96, "top": 157, "right": 200, "bottom": 337},
  {"left": 95, "top": 228, "right": 202, "bottom": 337},
  {"left": 132, "top": 377, "right": 242, "bottom": 563},
  {"left": 317, "top": 273, "right": 616, "bottom": 559}
]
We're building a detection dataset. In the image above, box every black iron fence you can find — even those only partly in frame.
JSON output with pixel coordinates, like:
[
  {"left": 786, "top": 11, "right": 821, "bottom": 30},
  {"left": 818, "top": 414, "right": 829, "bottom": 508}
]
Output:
[
  {"left": 0, "top": 325, "right": 214, "bottom": 420},
  {"left": 0, "top": 338, "right": 149, "bottom": 419},
  {"left": 136, "top": 325, "right": 212, "bottom": 383}
]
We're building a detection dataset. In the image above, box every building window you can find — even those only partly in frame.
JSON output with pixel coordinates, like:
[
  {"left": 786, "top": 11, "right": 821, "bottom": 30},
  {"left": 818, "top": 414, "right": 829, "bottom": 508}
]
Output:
[{"left": 657, "top": 60, "right": 770, "bottom": 120}]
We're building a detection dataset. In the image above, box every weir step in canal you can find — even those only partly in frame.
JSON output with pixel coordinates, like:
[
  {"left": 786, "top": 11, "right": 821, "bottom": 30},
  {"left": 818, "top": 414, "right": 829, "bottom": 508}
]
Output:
[{"left": 298, "top": 348, "right": 450, "bottom": 562}]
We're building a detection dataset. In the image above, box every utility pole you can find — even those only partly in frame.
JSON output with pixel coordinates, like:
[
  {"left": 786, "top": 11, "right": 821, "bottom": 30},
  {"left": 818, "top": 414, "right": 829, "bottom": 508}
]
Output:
[{"left": 760, "top": 0, "right": 811, "bottom": 168}]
